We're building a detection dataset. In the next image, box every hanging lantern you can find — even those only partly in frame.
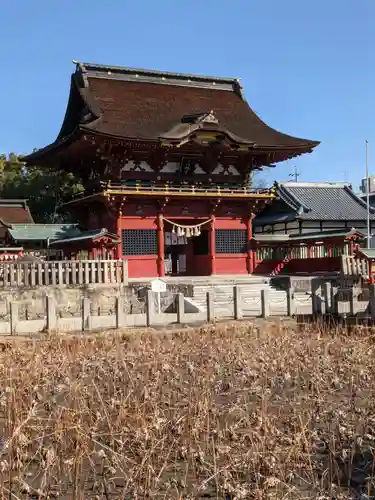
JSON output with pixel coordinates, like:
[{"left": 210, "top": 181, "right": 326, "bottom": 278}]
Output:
[
  {"left": 172, "top": 225, "right": 176, "bottom": 233},
  {"left": 194, "top": 226, "right": 200, "bottom": 236},
  {"left": 186, "top": 227, "right": 191, "bottom": 238}
]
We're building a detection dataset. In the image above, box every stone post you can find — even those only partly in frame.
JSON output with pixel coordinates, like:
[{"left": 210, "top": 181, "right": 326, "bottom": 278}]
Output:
[
  {"left": 176, "top": 293, "right": 185, "bottom": 324},
  {"left": 82, "top": 298, "right": 91, "bottom": 332},
  {"left": 311, "top": 290, "right": 319, "bottom": 316},
  {"left": 331, "top": 284, "right": 337, "bottom": 315},
  {"left": 122, "top": 260, "right": 129, "bottom": 284},
  {"left": 46, "top": 296, "right": 57, "bottom": 332},
  {"left": 349, "top": 288, "right": 357, "bottom": 317},
  {"left": 206, "top": 291, "right": 214, "bottom": 322},
  {"left": 323, "top": 282, "right": 332, "bottom": 314},
  {"left": 146, "top": 290, "right": 154, "bottom": 327},
  {"left": 10, "top": 302, "right": 19, "bottom": 335},
  {"left": 115, "top": 296, "right": 126, "bottom": 328},
  {"left": 261, "top": 289, "right": 269, "bottom": 318},
  {"left": 233, "top": 286, "right": 242, "bottom": 320},
  {"left": 286, "top": 285, "right": 295, "bottom": 317}
]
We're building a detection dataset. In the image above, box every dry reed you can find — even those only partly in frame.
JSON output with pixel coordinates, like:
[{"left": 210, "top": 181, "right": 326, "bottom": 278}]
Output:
[{"left": 0, "top": 320, "right": 373, "bottom": 499}]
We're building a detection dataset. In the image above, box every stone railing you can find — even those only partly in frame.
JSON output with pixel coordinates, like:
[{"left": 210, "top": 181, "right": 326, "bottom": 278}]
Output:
[
  {"left": 1, "top": 286, "right": 312, "bottom": 335},
  {"left": 1, "top": 280, "right": 375, "bottom": 335},
  {"left": 0, "top": 260, "right": 128, "bottom": 288}
]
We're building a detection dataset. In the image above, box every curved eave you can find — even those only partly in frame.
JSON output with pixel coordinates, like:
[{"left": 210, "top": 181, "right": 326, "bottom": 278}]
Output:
[
  {"left": 21, "top": 131, "right": 78, "bottom": 164},
  {"left": 254, "top": 141, "right": 320, "bottom": 151},
  {"left": 22, "top": 128, "right": 319, "bottom": 165},
  {"left": 80, "top": 126, "right": 320, "bottom": 153}
]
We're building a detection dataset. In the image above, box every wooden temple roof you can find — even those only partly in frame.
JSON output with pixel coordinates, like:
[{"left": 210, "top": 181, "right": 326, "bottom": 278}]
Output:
[
  {"left": 254, "top": 182, "right": 375, "bottom": 226},
  {"left": 24, "top": 61, "right": 319, "bottom": 164},
  {"left": 0, "top": 200, "right": 34, "bottom": 226}
]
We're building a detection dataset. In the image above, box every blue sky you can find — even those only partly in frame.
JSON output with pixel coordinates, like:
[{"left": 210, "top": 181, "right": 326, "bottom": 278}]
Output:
[{"left": 0, "top": 0, "right": 373, "bottom": 189}]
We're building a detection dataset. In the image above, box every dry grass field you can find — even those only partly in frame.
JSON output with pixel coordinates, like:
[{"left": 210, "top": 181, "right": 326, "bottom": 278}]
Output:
[{"left": 0, "top": 320, "right": 374, "bottom": 499}]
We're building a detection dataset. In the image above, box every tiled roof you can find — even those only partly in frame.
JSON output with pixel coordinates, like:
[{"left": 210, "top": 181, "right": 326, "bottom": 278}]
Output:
[
  {"left": 9, "top": 224, "right": 80, "bottom": 241},
  {"left": 254, "top": 182, "right": 375, "bottom": 225},
  {"left": 50, "top": 228, "right": 119, "bottom": 245},
  {"left": 0, "top": 200, "right": 34, "bottom": 225},
  {"left": 23, "top": 61, "right": 319, "bottom": 163},
  {"left": 254, "top": 229, "right": 366, "bottom": 243},
  {"left": 357, "top": 248, "right": 375, "bottom": 259},
  {"left": 83, "top": 72, "right": 316, "bottom": 147}
]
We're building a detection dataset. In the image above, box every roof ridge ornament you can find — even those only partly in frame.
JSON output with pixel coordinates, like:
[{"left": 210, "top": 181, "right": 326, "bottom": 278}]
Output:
[
  {"left": 181, "top": 111, "right": 219, "bottom": 124},
  {"left": 199, "top": 110, "right": 219, "bottom": 124}
]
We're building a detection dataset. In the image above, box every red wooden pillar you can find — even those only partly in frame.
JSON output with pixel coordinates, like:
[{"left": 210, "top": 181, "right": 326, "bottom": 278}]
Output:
[
  {"left": 116, "top": 211, "right": 122, "bottom": 260},
  {"left": 157, "top": 213, "right": 165, "bottom": 277},
  {"left": 247, "top": 213, "right": 254, "bottom": 274},
  {"left": 209, "top": 216, "right": 216, "bottom": 275}
]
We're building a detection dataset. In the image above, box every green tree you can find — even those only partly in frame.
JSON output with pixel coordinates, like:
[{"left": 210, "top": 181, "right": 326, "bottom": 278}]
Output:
[{"left": 0, "top": 153, "right": 84, "bottom": 222}]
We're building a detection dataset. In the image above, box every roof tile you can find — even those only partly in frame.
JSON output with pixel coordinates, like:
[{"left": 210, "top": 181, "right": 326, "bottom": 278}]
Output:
[
  {"left": 23, "top": 62, "right": 319, "bottom": 164},
  {"left": 0, "top": 200, "right": 34, "bottom": 224},
  {"left": 9, "top": 224, "right": 80, "bottom": 241},
  {"left": 255, "top": 182, "right": 375, "bottom": 225},
  {"left": 85, "top": 76, "right": 316, "bottom": 148},
  {"left": 281, "top": 182, "right": 375, "bottom": 220}
]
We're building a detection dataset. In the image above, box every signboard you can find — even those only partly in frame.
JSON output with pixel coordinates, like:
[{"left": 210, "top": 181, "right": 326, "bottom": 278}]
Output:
[
  {"left": 150, "top": 279, "right": 167, "bottom": 293},
  {"left": 150, "top": 279, "right": 167, "bottom": 314}
]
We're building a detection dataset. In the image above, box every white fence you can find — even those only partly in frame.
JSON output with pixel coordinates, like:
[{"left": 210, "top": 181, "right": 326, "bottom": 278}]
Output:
[
  {"left": 341, "top": 255, "right": 369, "bottom": 278},
  {"left": 0, "top": 260, "right": 128, "bottom": 287}
]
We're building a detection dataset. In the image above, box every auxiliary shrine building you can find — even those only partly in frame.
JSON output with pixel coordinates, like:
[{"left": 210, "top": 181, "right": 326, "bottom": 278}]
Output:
[
  {"left": 24, "top": 62, "right": 319, "bottom": 278},
  {"left": 252, "top": 181, "right": 375, "bottom": 276}
]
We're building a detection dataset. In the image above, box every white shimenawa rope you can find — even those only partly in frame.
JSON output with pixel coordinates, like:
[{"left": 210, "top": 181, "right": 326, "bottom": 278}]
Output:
[{"left": 162, "top": 216, "right": 212, "bottom": 229}]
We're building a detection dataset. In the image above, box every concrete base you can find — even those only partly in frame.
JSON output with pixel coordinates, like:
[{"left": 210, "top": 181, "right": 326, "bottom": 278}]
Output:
[{"left": 129, "top": 274, "right": 271, "bottom": 285}]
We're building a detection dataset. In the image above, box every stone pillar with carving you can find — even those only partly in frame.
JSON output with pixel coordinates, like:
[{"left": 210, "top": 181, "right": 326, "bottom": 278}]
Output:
[{"left": 157, "top": 213, "right": 165, "bottom": 277}]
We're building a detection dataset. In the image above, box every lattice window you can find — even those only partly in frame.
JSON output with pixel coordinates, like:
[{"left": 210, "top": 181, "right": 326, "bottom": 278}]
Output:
[
  {"left": 121, "top": 229, "right": 157, "bottom": 256},
  {"left": 215, "top": 229, "right": 247, "bottom": 254}
]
